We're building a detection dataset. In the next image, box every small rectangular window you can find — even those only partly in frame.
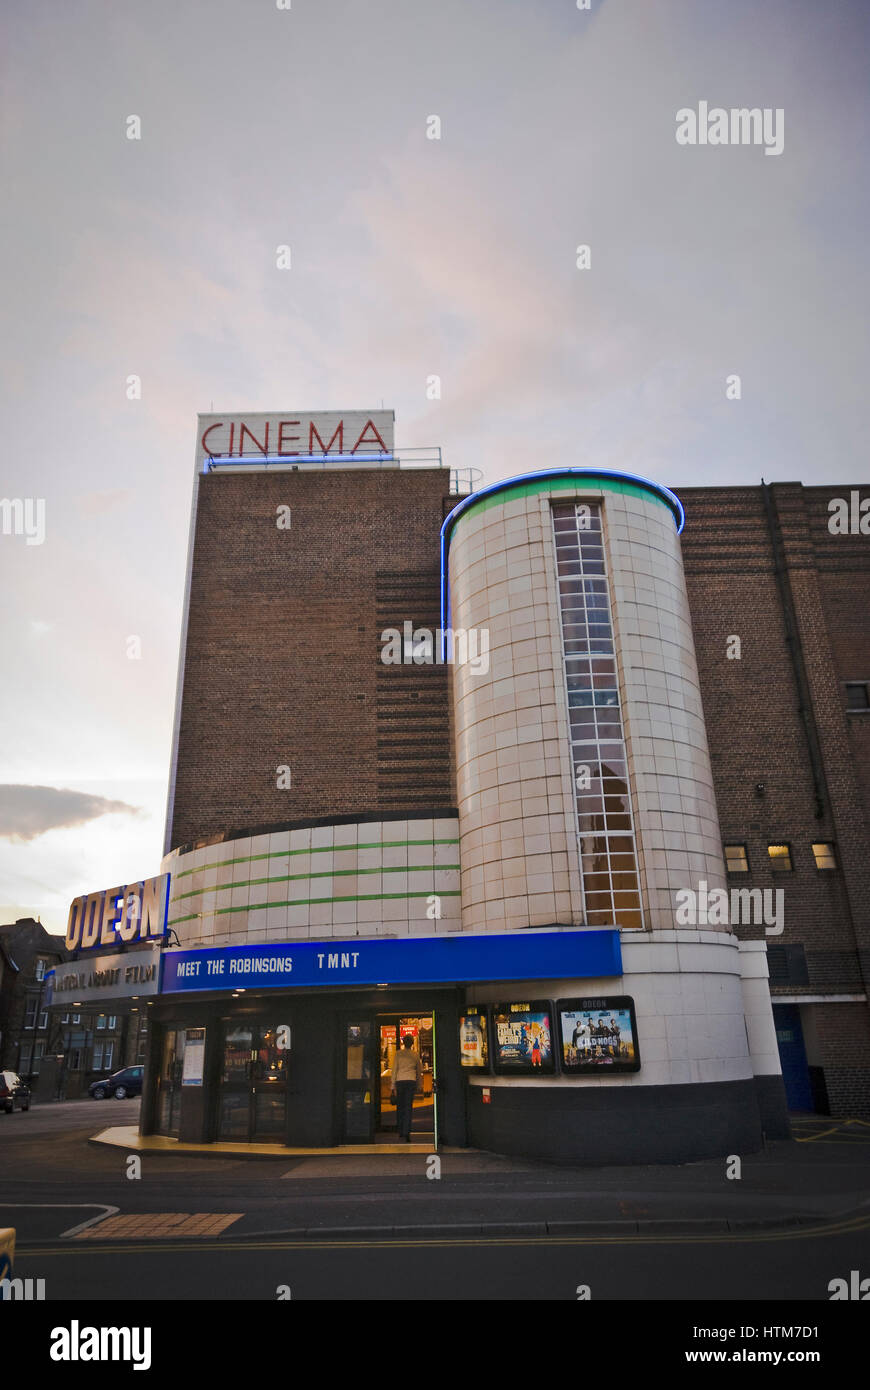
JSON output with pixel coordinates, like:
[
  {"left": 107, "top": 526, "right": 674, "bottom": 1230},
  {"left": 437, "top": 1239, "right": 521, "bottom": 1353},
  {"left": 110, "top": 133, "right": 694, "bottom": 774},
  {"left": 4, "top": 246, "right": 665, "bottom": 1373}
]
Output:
[
  {"left": 108, "top": 1015, "right": 117, "bottom": 1030},
  {"left": 24, "top": 999, "right": 37, "bottom": 1028},
  {"left": 61, "top": 1013, "right": 69, "bottom": 1024},
  {"left": 96, "top": 1015, "right": 106, "bottom": 1030},
  {"left": 845, "top": 682, "right": 869, "bottom": 710},
  {"left": 812, "top": 842, "right": 837, "bottom": 871},
  {"left": 38, "top": 1010, "right": 48, "bottom": 1030},
  {"left": 34, "top": 959, "right": 46, "bottom": 981},
  {"left": 767, "top": 944, "right": 809, "bottom": 987},
  {"left": 93, "top": 1042, "right": 103, "bottom": 1070},
  {"left": 768, "top": 843, "right": 793, "bottom": 872},
  {"left": 724, "top": 843, "right": 750, "bottom": 873},
  {"left": 71, "top": 1013, "right": 81, "bottom": 1024},
  {"left": 104, "top": 1043, "right": 114, "bottom": 1070}
]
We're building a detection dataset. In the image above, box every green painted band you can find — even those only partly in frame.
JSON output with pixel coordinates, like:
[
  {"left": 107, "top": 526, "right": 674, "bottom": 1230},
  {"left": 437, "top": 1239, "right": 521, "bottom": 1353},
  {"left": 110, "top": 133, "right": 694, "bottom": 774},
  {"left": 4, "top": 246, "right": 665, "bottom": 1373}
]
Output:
[
  {"left": 172, "top": 837, "right": 461, "bottom": 881},
  {"left": 170, "top": 861, "right": 461, "bottom": 905},
  {"left": 168, "top": 888, "right": 463, "bottom": 926}
]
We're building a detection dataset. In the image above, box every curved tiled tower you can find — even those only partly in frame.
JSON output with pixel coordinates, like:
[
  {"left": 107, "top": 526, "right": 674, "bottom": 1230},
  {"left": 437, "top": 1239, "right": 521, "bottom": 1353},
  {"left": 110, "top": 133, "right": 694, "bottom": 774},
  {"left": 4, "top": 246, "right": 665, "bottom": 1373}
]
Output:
[{"left": 443, "top": 470, "right": 787, "bottom": 1160}]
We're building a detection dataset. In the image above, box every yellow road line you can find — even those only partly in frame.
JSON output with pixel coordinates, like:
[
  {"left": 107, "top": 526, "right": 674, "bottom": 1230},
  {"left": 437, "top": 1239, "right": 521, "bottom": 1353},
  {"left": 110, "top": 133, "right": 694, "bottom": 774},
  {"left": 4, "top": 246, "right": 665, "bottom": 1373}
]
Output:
[
  {"left": 20, "top": 1209, "right": 870, "bottom": 1258},
  {"left": 795, "top": 1124, "right": 843, "bottom": 1142}
]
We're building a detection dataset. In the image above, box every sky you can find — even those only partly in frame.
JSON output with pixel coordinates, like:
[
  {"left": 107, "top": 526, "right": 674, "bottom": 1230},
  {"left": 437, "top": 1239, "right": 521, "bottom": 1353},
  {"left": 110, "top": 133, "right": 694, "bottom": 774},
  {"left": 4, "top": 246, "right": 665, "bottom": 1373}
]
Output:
[{"left": 1, "top": 0, "right": 868, "bottom": 936}]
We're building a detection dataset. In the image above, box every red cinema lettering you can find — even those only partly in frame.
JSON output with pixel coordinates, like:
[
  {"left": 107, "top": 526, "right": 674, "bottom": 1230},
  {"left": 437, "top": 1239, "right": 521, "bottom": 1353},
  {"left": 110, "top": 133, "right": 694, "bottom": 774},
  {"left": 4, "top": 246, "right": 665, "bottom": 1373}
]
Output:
[
  {"left": 200, "top": 422, "right": 226, "bottom": 457},
  {"left": 351, "top": 419, "right": 388, "bottom": 453},
  {"left": 278, "top": 420, "right": 301, "bottom": 455},
  {"left": 309, "top": 421, "right": 343, "bottom": 454},
  {"left": 239, "top": 422, "right": 270, "bottom": 455}
]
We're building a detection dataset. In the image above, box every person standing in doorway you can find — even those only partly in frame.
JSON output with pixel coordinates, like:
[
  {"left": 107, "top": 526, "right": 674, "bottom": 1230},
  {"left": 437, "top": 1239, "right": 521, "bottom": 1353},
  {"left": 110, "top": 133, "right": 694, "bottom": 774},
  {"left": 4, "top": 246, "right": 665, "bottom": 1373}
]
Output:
[{"left": 391, "top": 1035, "right": 422, "bottom": 1142}]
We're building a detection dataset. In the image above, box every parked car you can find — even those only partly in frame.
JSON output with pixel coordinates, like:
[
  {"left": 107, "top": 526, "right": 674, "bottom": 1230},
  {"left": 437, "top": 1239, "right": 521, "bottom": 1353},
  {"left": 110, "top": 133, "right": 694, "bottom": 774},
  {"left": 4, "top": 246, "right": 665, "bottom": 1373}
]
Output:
[
  {"left": 0, "top": 1070, "right": 31, "bottom": 1113},
  {"left": 88, "top": 1065, "right": 144, "bottom": 1100}
]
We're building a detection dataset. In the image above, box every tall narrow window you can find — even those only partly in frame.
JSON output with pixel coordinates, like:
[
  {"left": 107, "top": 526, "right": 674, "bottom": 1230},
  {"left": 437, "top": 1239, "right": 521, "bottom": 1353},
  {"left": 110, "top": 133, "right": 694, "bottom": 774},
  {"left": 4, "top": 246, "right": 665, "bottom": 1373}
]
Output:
[{"left": 552, "top": 502, "right": 644, "bottom": 930}]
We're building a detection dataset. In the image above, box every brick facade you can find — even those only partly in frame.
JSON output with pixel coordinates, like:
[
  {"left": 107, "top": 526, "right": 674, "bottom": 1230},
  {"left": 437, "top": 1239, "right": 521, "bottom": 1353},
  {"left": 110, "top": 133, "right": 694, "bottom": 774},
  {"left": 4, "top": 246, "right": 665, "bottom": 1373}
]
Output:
[
  {"left": 167, "top": 469, "right": 454, "bottom": 851},
  {"left": 0, "top": 919, "right": 66, "bottom": 1081},
  {"left": 681, "top": 483, "right": 870, "bottom": 1114}
]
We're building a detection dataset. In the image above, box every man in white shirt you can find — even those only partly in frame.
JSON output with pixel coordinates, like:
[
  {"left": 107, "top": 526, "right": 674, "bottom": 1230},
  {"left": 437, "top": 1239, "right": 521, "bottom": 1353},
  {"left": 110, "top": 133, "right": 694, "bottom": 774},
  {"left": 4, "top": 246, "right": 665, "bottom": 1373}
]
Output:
[{"left": 391, "top": 1035, "right": 422, "bottom": 1141}]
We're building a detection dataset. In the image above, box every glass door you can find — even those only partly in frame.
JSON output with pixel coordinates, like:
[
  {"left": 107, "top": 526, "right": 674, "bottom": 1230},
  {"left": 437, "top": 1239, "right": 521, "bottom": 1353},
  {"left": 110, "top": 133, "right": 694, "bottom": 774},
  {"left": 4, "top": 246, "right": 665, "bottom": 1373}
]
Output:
[
  {"left": 251, "top": 1023, "right": 287, "bottom": 1139},
  {"left": 218, "top": 1024, "right": 254, "bottom": 1139},
  {"left": 218, "top": 1021, "right": 288, "bottom": 1142},
  {"left": 378, "top": 1021, "right": 399, "bottom": 1135},
  {"left": 342, "top": 1019, "right": 374, "bottom": 1142},
  {"left": 156, "top": 1028, "right": 185, "bottom": 1136}
]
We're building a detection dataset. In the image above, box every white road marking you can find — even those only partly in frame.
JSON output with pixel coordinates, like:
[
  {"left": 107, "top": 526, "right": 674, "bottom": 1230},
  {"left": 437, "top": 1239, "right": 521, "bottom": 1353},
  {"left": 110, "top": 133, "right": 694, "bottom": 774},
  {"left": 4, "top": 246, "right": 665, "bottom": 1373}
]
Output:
[{"left": 0, "top": 1204, "right": 120, "bottom": 1238}]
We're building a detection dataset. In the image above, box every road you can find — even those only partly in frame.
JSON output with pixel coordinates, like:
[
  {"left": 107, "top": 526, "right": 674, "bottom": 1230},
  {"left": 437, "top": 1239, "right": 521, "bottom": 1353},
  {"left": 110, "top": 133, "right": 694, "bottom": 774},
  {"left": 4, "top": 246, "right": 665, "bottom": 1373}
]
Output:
[{"left": 2, "top": 1100, "right": 869, "bottom": 1302}]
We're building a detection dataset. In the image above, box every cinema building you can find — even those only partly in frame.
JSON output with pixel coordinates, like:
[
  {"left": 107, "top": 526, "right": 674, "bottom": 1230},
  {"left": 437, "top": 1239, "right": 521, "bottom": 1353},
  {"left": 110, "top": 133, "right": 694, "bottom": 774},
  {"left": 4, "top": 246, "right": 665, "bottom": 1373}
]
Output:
[{"left": 66, "top": 410, "right": 869, "bottom": 1160}]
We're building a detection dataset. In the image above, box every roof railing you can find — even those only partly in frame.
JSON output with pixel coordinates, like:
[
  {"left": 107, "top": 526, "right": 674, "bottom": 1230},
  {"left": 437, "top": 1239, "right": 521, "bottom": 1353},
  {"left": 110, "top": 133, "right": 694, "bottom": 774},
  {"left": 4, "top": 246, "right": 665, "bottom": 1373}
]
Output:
[{"left": 202, "top": 447, "right": 483, "bottom": 494}]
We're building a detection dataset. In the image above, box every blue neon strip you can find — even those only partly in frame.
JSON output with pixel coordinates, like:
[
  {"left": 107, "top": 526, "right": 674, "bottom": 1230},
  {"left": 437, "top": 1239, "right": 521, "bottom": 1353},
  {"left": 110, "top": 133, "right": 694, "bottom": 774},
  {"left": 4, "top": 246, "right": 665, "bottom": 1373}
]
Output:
[
  {"left": 203, "top": 452, "right": 394, "bottom": 472},
  {"left": 439, "top": 467, "right": 686, "bottom": 652}
]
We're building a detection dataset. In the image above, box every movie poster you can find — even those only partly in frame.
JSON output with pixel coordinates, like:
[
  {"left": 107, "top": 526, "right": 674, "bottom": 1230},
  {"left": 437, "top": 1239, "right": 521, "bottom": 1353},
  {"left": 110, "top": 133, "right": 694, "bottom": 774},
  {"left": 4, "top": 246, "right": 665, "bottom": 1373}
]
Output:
[
  {"left": 459, "top": 1010, "right": 488, "bottom": 1068},
  {"left": 559, "top": 996, "right": 640, "bottom": 1074},
  {"left": 492, "top": 1002, "right": 555, "bottom": 1074}
]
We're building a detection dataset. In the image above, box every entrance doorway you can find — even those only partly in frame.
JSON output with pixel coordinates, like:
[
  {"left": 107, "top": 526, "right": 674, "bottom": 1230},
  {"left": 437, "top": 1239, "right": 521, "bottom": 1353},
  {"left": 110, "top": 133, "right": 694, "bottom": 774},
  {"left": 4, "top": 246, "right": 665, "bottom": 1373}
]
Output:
[
  {"left": 377, "top": 1015, "right": 435, "bottom": 1141},
  {"left": 155, "top": 1028, "right": 185, "bottom": 1137},
  {"left": 217, "top": 1020, "right": 288, "bottom": 1141},
  {"left": 341, "top": 1012, "right": 436, "bottom": 1144},
  {"left": 773, "top": 1003, "right": 814, "bottom": 1112}
]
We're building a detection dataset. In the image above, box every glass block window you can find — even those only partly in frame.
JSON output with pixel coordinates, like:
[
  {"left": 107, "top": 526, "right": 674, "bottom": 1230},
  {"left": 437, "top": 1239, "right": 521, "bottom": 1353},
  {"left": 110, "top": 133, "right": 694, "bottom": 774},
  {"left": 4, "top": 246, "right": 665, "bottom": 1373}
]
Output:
[{"left": 552, "top": 501, "right": 644, "bottom": 930}]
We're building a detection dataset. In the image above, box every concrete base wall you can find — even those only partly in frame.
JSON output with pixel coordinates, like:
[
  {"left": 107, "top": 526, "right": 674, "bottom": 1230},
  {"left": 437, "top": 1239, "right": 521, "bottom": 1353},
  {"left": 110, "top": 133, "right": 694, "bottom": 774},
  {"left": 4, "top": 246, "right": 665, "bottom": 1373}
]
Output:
[{"left": 467, "top": 1077, "right": 766, "bottom": 1165}]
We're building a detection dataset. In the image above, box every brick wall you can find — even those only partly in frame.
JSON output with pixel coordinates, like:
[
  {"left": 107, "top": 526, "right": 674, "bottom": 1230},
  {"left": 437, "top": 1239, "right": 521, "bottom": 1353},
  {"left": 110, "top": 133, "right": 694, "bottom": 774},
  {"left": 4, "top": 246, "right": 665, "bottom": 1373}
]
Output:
[
  {"left": 680, "top": 482, "right": 870, "bottom": 1098},
  {"left": 168, "top": 468, "right": 453, "bottom": 850},
  {"left": 812, "top": 1002, "right": 870, "bottom": 1117}
]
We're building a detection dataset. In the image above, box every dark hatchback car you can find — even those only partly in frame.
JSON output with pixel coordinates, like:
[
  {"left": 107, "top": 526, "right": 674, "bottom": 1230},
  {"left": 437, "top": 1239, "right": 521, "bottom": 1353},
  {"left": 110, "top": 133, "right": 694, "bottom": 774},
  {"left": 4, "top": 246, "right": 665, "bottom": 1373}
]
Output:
[
  {"left": 0, "top": 1070, "right": 31, "bottom": 1113},
  {"left": 88, "top": 1065, "right": 144, "bottom": 1100}
]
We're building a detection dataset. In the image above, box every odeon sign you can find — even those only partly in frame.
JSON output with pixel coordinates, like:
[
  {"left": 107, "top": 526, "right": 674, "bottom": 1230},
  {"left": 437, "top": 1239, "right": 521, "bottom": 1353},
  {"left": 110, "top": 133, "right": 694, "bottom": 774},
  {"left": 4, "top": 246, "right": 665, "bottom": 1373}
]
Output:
[{"left": 65, "top": 874, "right": 171, "bottom": 952}]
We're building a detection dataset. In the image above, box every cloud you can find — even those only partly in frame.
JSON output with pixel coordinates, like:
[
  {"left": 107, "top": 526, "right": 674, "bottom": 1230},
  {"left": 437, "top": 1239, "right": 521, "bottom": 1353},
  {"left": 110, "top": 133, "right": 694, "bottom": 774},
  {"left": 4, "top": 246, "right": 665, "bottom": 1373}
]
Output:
[{"left": 0, "top": 785, "right": 142, "bottom": 842}]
